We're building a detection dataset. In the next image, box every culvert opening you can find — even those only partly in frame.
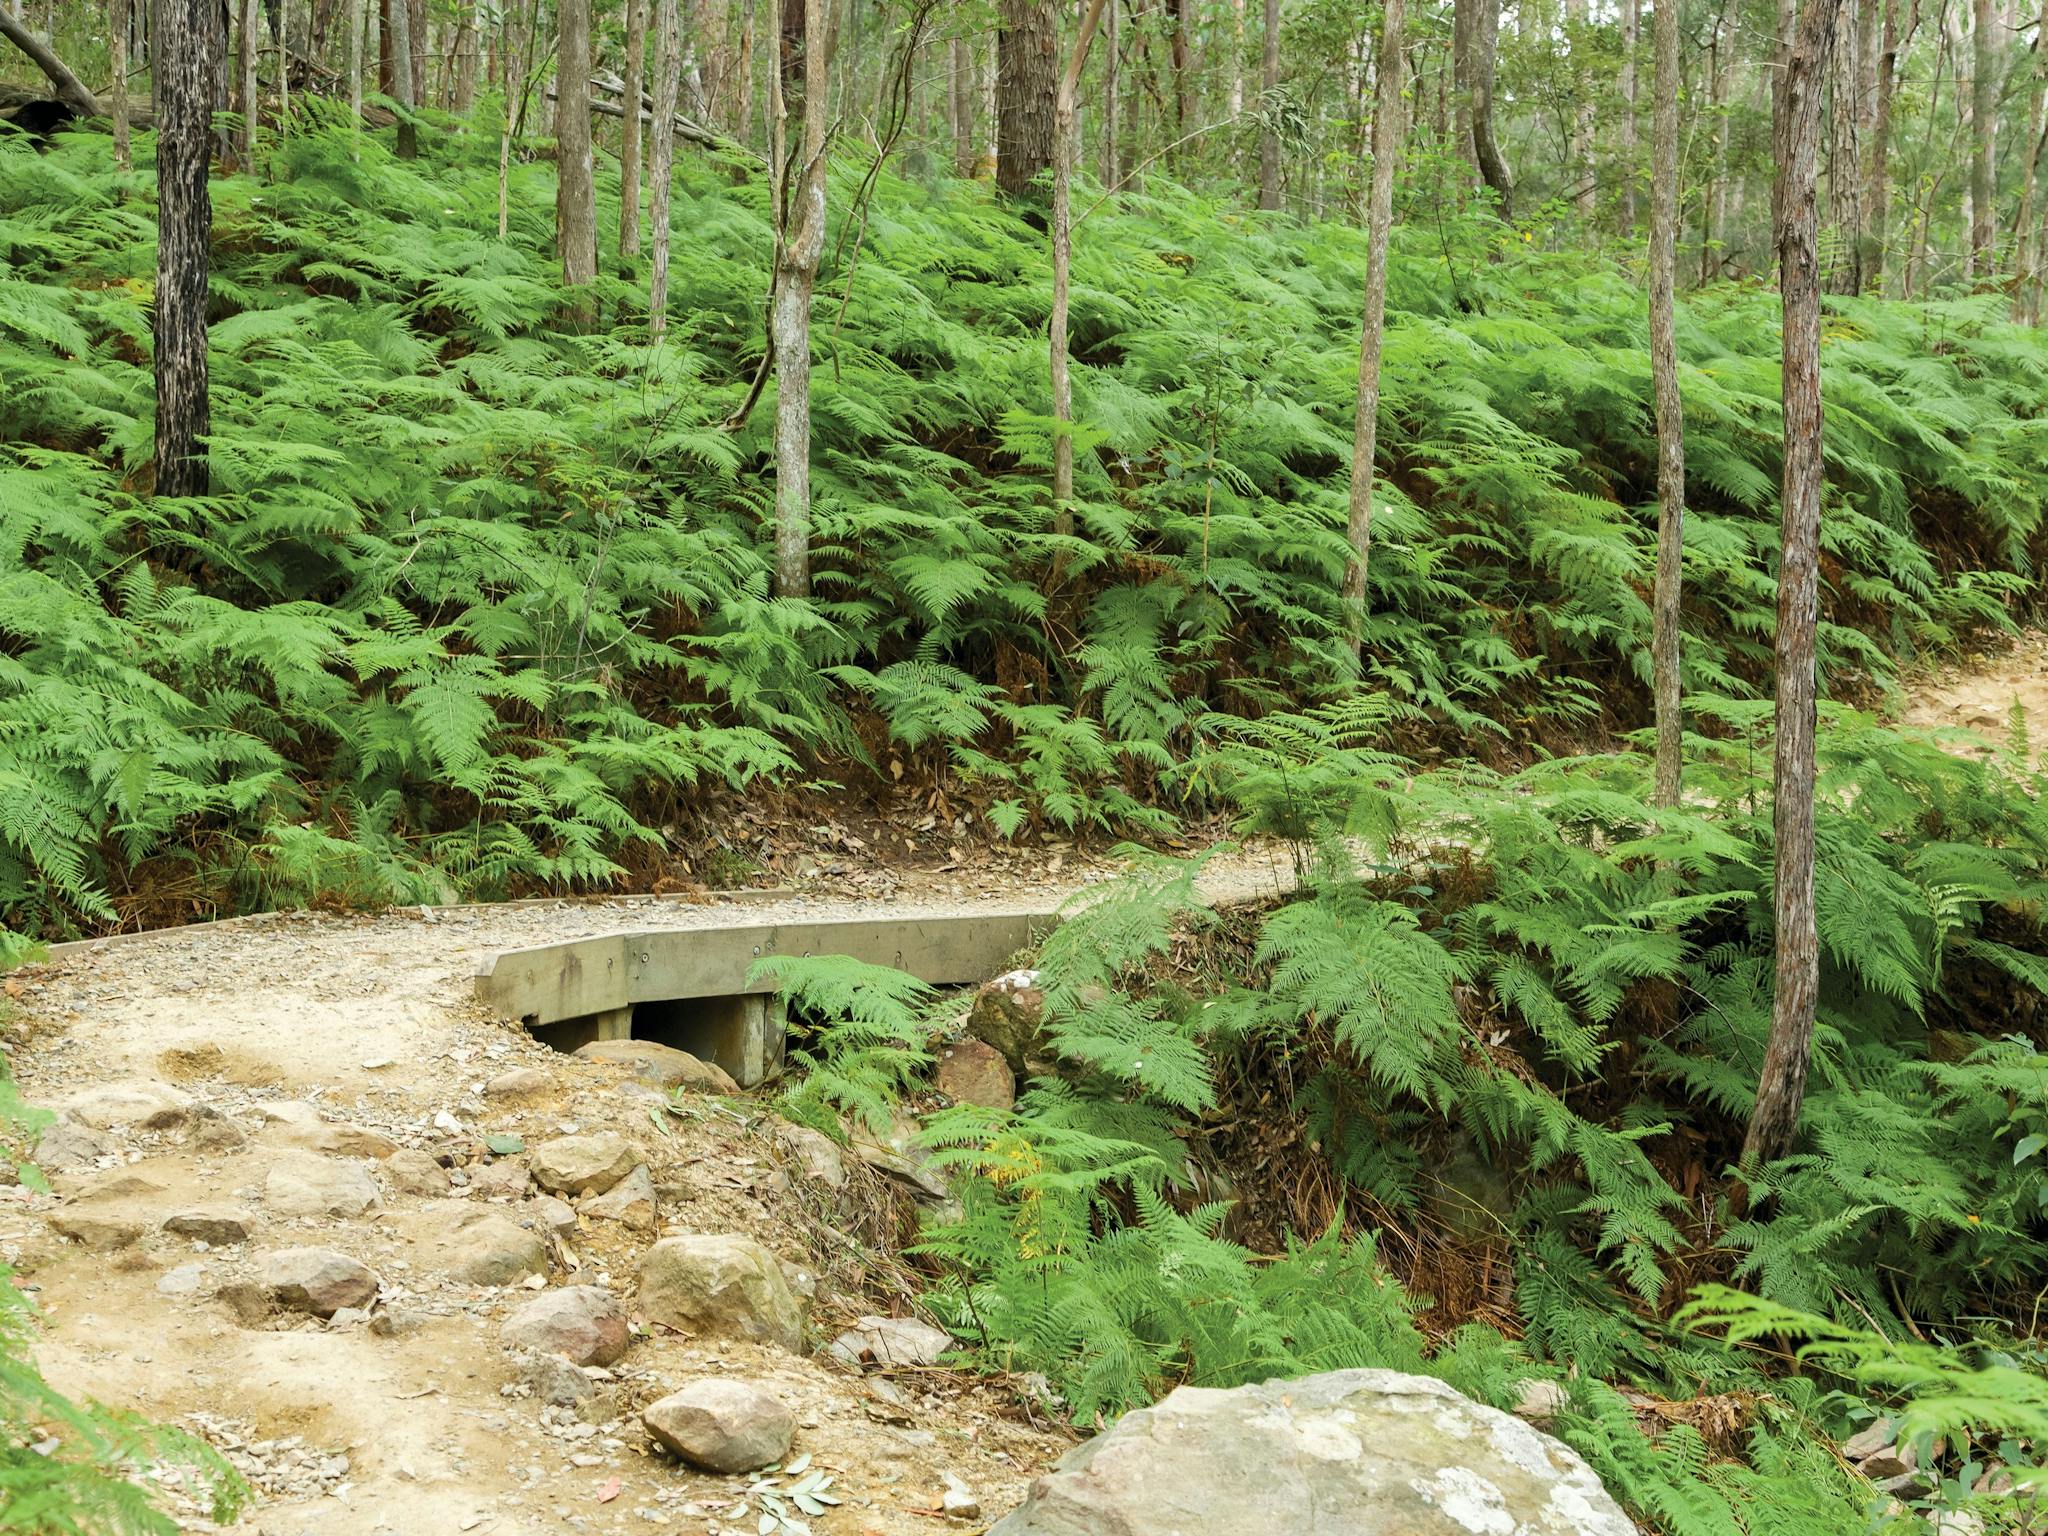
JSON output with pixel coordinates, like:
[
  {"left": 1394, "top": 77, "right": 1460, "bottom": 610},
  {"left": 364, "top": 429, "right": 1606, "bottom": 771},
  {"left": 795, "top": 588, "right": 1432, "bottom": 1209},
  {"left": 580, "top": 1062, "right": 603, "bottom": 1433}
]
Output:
[{"left": 528, "top": 992, "right": 793, "bottom": 1088}]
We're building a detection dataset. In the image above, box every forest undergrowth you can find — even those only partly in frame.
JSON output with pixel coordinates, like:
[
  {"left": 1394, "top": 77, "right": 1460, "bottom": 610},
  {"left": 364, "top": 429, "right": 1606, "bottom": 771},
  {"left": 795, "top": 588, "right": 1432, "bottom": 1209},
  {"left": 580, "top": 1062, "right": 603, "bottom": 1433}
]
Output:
[
  {"left": 3, "top": 106, "right": 2044, "bottom": 958},
  {"left": 11, "top": 103, "right": 2048, "bottom": 1533}
]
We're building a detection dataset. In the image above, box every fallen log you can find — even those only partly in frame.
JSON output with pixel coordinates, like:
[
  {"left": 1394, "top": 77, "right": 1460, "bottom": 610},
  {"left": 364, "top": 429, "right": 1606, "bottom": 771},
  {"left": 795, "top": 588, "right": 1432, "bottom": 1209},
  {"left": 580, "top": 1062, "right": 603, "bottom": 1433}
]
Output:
[{"left": 0, "top": 12, "right": 101, "bottom": 119}]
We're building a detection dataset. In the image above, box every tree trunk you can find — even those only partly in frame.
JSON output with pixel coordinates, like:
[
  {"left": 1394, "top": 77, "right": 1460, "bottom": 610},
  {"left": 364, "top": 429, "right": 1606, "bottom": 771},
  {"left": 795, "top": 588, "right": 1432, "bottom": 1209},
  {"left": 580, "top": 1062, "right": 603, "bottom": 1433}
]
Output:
[
  {"left": 1972, "top": 0, "right": 1996, "bottom": 278},
  {"left": 387, "top": 0, "right": 414, "bottom": 155},
  {"left": 1746, "top": 0, "right": 1847, "bottom": 1172},
  {"left": 498, "top": 0, "right": 528, "bottom": 235},
  {"left": 408, "top": 0, "right": 424, "bottom": 103},
  {"left": 997, "top": 0, "right": 1055, "bottom": 196},
  {"left": 1228, "top": 0, "right": 1244, "bottom": 120},
  {"left": 1865, "top": 0, "right": 1915, "bottom": 292},
  {"left": 1649, "top": 0, "right": 1685, "bottom": 806},
  {"left": 1343, "top": 0, "right": 1405, "bottom": 629},
  {"left": 556, "top": 0, "right": 597, "bottom": 283},
  {"left": 649, "top": 0, "right": 679, "bottom": 335},
  {"left": 111, "top": 0, "right": 132, "bottom": 171},
  {"left": 1826, "top": 0, "right": 1863, "bottom": 291},
  {"left": 1258, "top": 0, "right": 1281, "bottom": 208},
  {"left": 2012, "top": 0, "right": 2048, "bottom": 317},
  {"left": 237, "top": 0, "right": 256, "bottom": 166},
  {"left": 949, "top": 34, "right": 973, "bottom": 173},
  {"left": 1103, "top": 0, "right": 1119, "bottom": 186},
  {"left": 1454, "top": 0, "right": 1476, "bottom": 173},
  {"left": 1168, "top": 0, "right": 1190, "bottom": 147},
  {"left": 620, "top": 0, "right": 645, "bottom": 258},
  {"left": 156, "top": 0, "right": 216, "bottom": 499},
  {"left": 771, "top": 0, "right": 834, "bottom": 598},
  {"left": 0, "top": 11, "right": 102, "bottom": 116},
  {"left": 1700, "top": 0, "right": 1738, "bottom": 281},
  {"left": 377, "top": 0, "right": 390, "bottom": 90},
  {"left": 1567, "top": 0, "right": 1595, "bottom": 217},
  {"left": 1470, "top": 0, "right": 1513, "bottom": 214},
  {"left": 1621, "top": 0, "right": 1640, "bottom": 228},
  {"left": 347, "top": 0, "right": 362, "bottom": 150},
  {"left": 453, "top": 0, "right": 479, "bottom": 113},
  {"left": 1052, "top": 0, "right": 1110, "bottom": 538}
]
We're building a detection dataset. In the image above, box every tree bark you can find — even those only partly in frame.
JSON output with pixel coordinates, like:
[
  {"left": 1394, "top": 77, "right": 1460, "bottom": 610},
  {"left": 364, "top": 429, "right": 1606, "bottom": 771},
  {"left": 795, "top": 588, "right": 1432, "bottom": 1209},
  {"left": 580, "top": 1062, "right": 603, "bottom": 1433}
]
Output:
[
  {"left": 1746, "top": 0, "right": 1847, "bottom": 1172},
  {"left": 556, "top": 0, "right": 597, "bottom": 283},
  {"left": 237, "top": 0, "right": 256, "bottom": 166},
  {"left": 1825, "top": 0, "right": 1863, "bottom": 291},
  {"left": 498, "top": 0, "right": 528, "bottom": 235},
  {"left": 997, "top": 0, "right": 1056, "bottom": 196},
  {"left": 1700, "top": 0, "right": 1739, "bottom": 281},
  {"left": 1103, "top": 0, "right": 1119, "bottom": 187},
  {"left": 1621, "top": 0, "right": 1640, "bottom": 228},
  {"left": 0, "top": 11, "right": 102, "bottom": 116},
  {"left": 1343, "top": 0, "right": 1405, "bottom": 628},
  {"left": 1257, "top": 0, "right": 1281, "bottom": 208},
  {"left": 453, "top": 0, "right": 480, "bottom": 113},
  {"left": 155, "top": 0, "right": 216, "bottom": 499},
  {"left": 347, "top": 0, "right": 363, "bottom": 153},
  {"left": 1052, "top": 0, "right": 1111, "bottom": 535},
  {"left": 1972, "top": 0, "right": 1996, "bottom": 279},
  {"left": 950, "top": 34, "right": 973, "bottom": 173},
  {"left": 386, "top": 0, "right": 414, "bottom": 155},
  {"left": 1468, "top": 0, "right": 1513, "bottom": 214},
  {"left": 2011, "top": 1, "right": 2047, "bottom": 317},
  {"left": 1168, "top": 0, "right": 1190, "bottom": 146},
  {"left": 1649, "top": 0, "right": 1685, "bottom": 806},
  {"left": 1567, "top": 0, "right": 1596, "bottom": 217},
  {"left": 649, "top": 0, "right": 679, "bottom": 335},
  {"left": 111, "top": 0, "right": 131, "bottom": 170},
  {"left": 621, "top": 0, "right": 645, "bottom": 259},
  {"left": 771, "top": 0, "right": 835, "bottom": 598}
]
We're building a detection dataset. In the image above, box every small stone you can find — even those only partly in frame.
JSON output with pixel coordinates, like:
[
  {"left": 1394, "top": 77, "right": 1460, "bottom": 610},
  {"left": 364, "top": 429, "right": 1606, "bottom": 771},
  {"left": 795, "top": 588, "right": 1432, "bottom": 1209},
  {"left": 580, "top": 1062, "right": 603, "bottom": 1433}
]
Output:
[
  {"left": 521, "top": 1352, "right": 597, "bottom": 1407},
  {"left": 1841, "top": 1418, "right": 1894, "bottom": 1462},
  {"left": 572, "top": 1039, "right": 738, "bottom": 1095},
  {"left": 31, "top": 1114, "right": 109, "bottom": 1170},
  {"left": 263, "top": 1151, "right": 380, "bottom": 1219},
  {"left": 261, "top": 1247, "right": 381, "bottom": 1318},
  {"left": 581, "top": 1165, "right": 656, "bottom": 1232},
  {"left": 485, "top": 1067, "right": 552, "bottom": 1100},
  {"left": 963, "top": 970, "right": 1046, "bottom": 1074},
  {"left": 59, "top": 1080, "right": 194, "bottom": 1132},
  {"left": 940, "top": 1472, "right": 981, "bottom": 1520},
  {"left": 163, "top": 1206, "right": 255, "bottom": 1245},
  {"left": 530, "top": 1133, "right": 640, "bottom": 1197},
  {"left": 327, "top": 1306, "right": 371, "bottom": 1329},
  {"left": 425, "top": 1204, "right": 549, "bottom": 1287},
  {"left": 637, "top": 1234, "right": 805, "bottom": 1350},
  {"left": 934, "top": 1039, "right": 1015, "bottom": 1110},
  {"left": 1862, "top": 1449, "right": 1917, "bottom": 1481},
  {"left": 828, "top": 1315, "right": 956, "bottom": 1369},
  {"left": 501, "top": 1286, "right": 630, "bottom": 1366},
  {"left": 370, "top": 1307, "right": 428, "bottom": 1338},
  {"left": 774, "top": 1124, "right": 846, "bottom": 1190},
  {"left": 1513, "top": 1380, "right": 1569, "bottom": 1422},
  {"left": 156, "top": 1262, "right": 208, "bottom": 1297},
  {"left": 188, "top": 1107, "right": 248, "bottom": 1151},
  {"left": 256, "top": 1101, "right": 398, "bottom": 1159},
  {"left": 471, "top": 1159, "right": 531, "bottom": 1199},
  {"left": 383, "top": 1148, "right": 451, "bottom": 1197},
  {"left": 530, "top": 1195, "right": 578, "bottom": 1236},
  {"left": 642, "top": 1380, "right": 794, "bottom": 1473},
  {"left": 48, "top": 1201, "right": 146, "bottom": 1250}
]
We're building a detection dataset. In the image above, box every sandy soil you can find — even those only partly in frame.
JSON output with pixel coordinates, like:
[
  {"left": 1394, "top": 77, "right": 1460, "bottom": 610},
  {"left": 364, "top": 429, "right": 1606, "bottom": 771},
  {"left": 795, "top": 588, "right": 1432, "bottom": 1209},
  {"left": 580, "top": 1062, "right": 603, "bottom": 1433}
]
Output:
[
  {"left": 0, "top": 844, "right": 1298, "bottom": 1535},
  {"left": 1896, "top": 628, "right": 2048, "bottom": 762}
]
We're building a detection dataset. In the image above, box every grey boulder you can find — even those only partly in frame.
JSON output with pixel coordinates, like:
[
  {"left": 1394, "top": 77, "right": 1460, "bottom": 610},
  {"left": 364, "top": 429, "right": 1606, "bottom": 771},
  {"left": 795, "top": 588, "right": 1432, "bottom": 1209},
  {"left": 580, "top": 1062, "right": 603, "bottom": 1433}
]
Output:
[
  {"left": 642, "top": 1379, "right": 795, "bottom": 1473},
  {"left": 987, "top": 1369, "right": 1636, "bottom": 1536}
]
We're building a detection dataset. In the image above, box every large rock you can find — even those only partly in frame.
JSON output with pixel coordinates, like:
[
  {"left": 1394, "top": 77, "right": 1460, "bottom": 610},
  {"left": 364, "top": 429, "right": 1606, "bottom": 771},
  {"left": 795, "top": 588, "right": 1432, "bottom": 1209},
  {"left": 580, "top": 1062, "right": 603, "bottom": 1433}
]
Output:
[
  {"left": 46, "top": 1175, "right": 163, "bottom": 1250},
  {"left": 255, "top": 1101, "right": 398, "bottom": 1159},
  {"left": 261, "top": 1247, "right": 381, "bottom": 1318},
  {"left": 964, "top": 969, "right": 1047, "bottom": 1074},
  {"left": 642, "top": 1379, "right": 795, "bottom": 1473},
  {"left": 500, "top": 1286, "right": 630, "bottom": 1366},
  {"left": 263, "top": 1151, "right": 380, "bottom": 1218},
  {"left": 987, "top": 1369, "right": 1635, "bottom": 1536},
  {"left": 424, "top": 1204, "right": 548, "bottom": 1286},
  {"left": 935, "top": 1038, "right": 1016, "bottom": 1109},
  {"left": 637, "top": 1234, "right": 804, "bottom": 1349},
  {"left": 529, "top": 1133, "right": 640, "bottom": 1197},
  {"left": 573, "top": 1039, "right": 739, "bottom": 1095},
  {"left": 59, "top": 1080, "right": 194, "bottom": 1132},
  {"left": 32, "top": 1113, "right": 110, "bottom": 1170},
  {"left": 382, "top": 1148, "right": 451, "bottom": 1197}
]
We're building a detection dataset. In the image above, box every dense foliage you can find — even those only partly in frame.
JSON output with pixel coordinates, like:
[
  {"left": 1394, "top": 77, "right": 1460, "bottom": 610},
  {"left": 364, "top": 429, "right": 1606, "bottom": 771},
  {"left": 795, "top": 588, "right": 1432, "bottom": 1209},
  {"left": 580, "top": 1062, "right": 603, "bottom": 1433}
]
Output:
[{"left": 3, "top": 111, "right": 2044, "bottom": 959}]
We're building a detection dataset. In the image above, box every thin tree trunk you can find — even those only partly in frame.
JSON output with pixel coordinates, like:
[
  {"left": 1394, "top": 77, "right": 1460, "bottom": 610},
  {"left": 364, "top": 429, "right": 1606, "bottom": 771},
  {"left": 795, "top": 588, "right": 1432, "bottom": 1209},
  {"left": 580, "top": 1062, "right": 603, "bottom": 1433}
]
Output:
[
  {"left": 949, "top": 34, "right": 971, "bottom": 172},
  {"left": 1621, "top": 0, "right": 1640, "bottom": 228},
  {"left": 557, "top": 0, "right": 597, "bottom": 283},
  {"left": 408, "top": 0, "right": 424, "bottom": 103},
  {"left": 2012, "top": 3, "right": 2048, "bottom": 316},
  {"left": 1343, "top": 0, "right": 1405, "bottom": 628},
  {"left": 997, "top": 0, "right": 1056, "bottom": 196},
  {"left": 237, "top": 0, "right": 256, "bottom": 166},
  {"left": 1052, "top": 0, "right": 1110, "bottom": 539},
  {"left": 1567, "top": 0, "right": 1596, "bottom": 217},
  {"left": 1972, "top": 0, "right": 1997, "bottom": 278},
  {"left": 387, "top": 0, "right": 414, "bottom": 155},
  {"left": 1701, "top": 0, "right": 1738, "bottom": 281},
  {"left": 1649, "top": 0, "right": 1685, "bottom": 805},
  {"left": 1865, "top": 0, "right": 1916, "bottom": 292},
  {"left": 1826, "top": 0, "right": 1863, "bottom": 290},
  {"left": 1258, "top": 0, "right": 1280, "bottom": 208},
  {"left": 1470, "top": 0, "right": 1513, "bottom": 213},
  {"left": 1228, "top": 0, "right": 1244, "bottom": 120},
  {"left": 347, "top": 0, "right": 362, "bottom": 149},
  {"left": 453, "top": 0, "right": 479, "bottom": 112},
  {"left": 1454, "top": 0, "right": 1475, "bottom": 175},
  {"left": 650, "top": 0, "right": 679, "bottom": 335},
  {"left": 111, "top": 0, "right": 131, "bottom": 171},
  {"left": 771, "top": 0, "right": 835, "bottom": 598},
  {"left": 156, "top": 0, "right": 216, "bottom": 498},
  {"left": 1746, "top": 0, "right": 1848, "bottom": 1171},
  {"left": 1168, "top": 0, "right": 1190, "bottom": 149},
  {"left": 621, "top": 0, "right": 645, "bottom": 258},
  {"left": 498, "top": 0, "right": 528, "bottom": 235},
  {"left": 1103, "top": 0, "right": 1119, "bottom": 186}
]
